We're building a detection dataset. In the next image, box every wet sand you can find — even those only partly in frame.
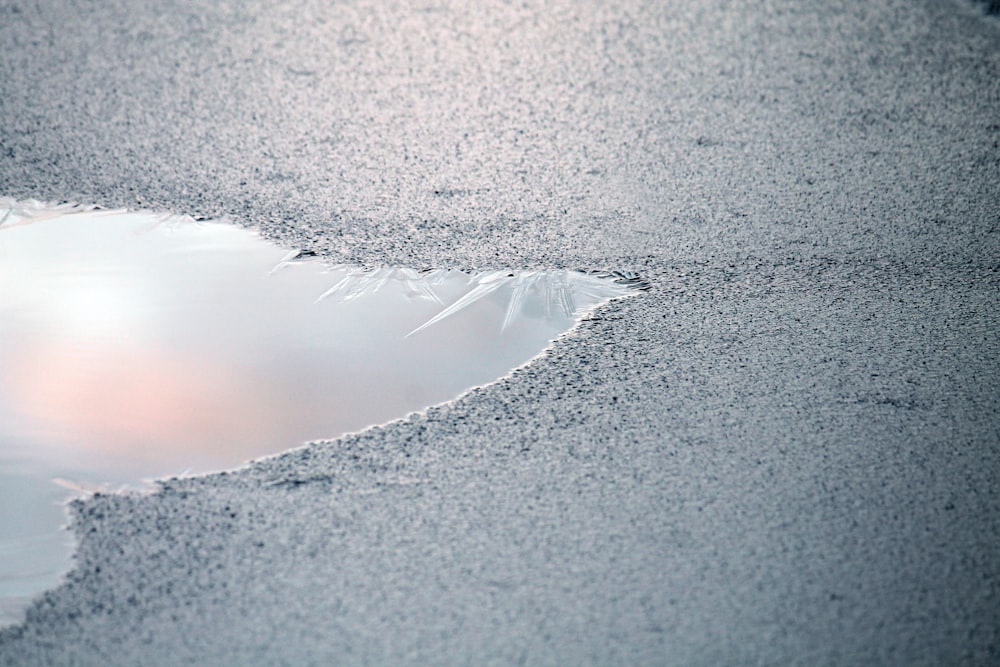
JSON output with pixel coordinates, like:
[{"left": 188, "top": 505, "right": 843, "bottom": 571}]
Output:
[{"left": 1, "top": 0, "right": 998, "bottom": 664}]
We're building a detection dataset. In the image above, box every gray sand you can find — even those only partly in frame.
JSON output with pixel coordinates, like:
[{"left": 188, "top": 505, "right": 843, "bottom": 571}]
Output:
[{"left": 1, "top": 0, "right": 998, "bottom": 664}]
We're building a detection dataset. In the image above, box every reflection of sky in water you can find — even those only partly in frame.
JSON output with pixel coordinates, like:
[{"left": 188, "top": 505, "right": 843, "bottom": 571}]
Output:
[{"left": 0, "top": 202, "right": 638, "bottom": 625}]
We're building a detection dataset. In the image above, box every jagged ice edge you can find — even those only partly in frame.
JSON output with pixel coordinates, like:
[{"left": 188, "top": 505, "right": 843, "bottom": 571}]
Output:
[{"left": 1, "top": 198, "right": 649, "bottom": 336}]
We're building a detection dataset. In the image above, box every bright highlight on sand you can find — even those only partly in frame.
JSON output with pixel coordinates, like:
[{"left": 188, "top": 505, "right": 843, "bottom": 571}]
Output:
[{"left": 0, "top": 199, "right": 644, "bottom": 626}]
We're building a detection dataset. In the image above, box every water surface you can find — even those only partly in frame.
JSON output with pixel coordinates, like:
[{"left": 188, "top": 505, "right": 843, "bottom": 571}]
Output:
[{"left": 0, "top": 200, "right": 641, "bottom": 624}]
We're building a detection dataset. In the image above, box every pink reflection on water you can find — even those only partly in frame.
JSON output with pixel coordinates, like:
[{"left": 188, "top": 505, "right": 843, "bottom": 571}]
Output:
[{"left": 9, "top": 342, "right": 289, "bottom": 471}]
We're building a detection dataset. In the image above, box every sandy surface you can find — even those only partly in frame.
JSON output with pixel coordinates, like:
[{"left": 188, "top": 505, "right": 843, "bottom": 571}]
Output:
[{"left": 1, "top": 0, "right": 998, "bottom": 664}]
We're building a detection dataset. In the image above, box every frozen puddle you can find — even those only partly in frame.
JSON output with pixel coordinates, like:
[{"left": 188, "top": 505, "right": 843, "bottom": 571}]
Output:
[{"left": 0, "top": 199, "right": 643, "bottom": 625}]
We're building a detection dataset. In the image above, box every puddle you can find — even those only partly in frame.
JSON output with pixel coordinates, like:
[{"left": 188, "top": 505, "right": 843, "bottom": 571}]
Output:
[{"left": 0, "top": 199, "right": 644, "bottom": 625}]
